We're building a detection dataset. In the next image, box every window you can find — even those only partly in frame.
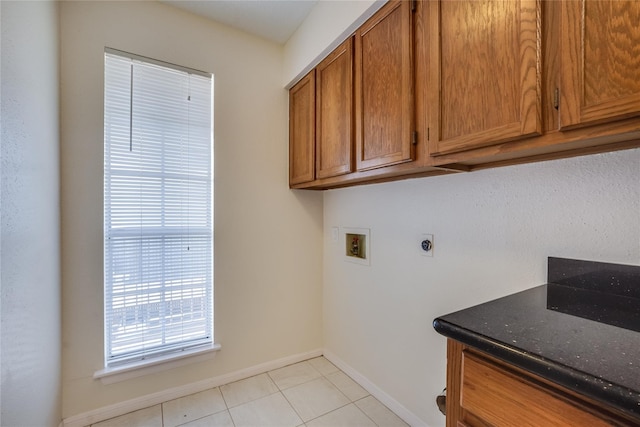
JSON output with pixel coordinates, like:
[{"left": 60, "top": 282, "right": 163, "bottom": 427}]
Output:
[{"left": 103, "top": 49, "right": 213, "bottom": 368}]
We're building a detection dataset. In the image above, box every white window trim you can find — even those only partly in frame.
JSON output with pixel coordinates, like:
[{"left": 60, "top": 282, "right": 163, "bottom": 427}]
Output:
[
  {"left": 105, "top": 47, "right": 210, "bottom": 78},
  {"left": 103, "top": 49, "right": 214, "bottom": 368},
  {"left": 94, "top": 343, "right": 221, "bottom": 384}
]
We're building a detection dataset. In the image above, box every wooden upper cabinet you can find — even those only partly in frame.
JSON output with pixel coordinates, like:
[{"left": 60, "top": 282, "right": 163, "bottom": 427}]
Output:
[
  {"left": 355, "top": 0, "right": 415, "bottom": 171},
  {"left": 560, "top": 0, "right": 640, "bottom": 130},
  {"left": 428, "top": 0, "right": 541, "bottom": 156},
  {"left": 289, "top": 71, "right": 315, "bottom": 185},
  {"left": 316, "top": 38, "right": 354, "bottom": 179}
]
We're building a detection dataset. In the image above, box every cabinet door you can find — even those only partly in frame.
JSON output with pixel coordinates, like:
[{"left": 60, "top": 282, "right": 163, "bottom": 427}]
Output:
[
  {"left": 355, "top": 0, "right": 414, "bottom": 171},
  {"left": 560, "top": 0, "right": 640, "bottom": 130},
  {"left": 316, "top": 38, "right": 353, "bottom": 179},
  {"left": 289, "top": 71, "right": 315, "bottom": 185},
  {"left": 428, "top": 0, "right": 541, "bottom": 156}
]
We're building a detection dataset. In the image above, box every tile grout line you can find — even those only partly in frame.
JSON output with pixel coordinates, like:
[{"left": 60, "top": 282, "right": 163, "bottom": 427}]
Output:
[
  {"left": 217, "top": 387, "right": 238, "bottom": 427},
  {"left": 353, "top": 396, "right": 381, "bottom": 427},
  {"left": 271, "top": 361, "right": 322, "bottom": 425},
  {"left": 217, "top": 382, "right": 240, "bottom": 427},
  {"left": 279, "top": 389, "right": 305, "bottom": 425},
  {"left": 316, "top": 371, "right": 378, "bottom": 427},
  {"left": 281, "top": 359, "right": 375, "bottom": 426},
  {"left": 317, "top": 360, "right": 380, "bottom": 426}
]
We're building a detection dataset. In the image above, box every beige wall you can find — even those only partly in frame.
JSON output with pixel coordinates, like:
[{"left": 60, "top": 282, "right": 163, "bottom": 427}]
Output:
[
  {"left": 323, "top": 149, "right": 640, "bottom": 426},
  {"left": 18, "top": 0, "right": 636, "bottom": 424},
  {"left": 1, "top": 1, "right": 62, "bottom": 425},
  {"left": 60, "top": 1, "right": 323, "bottom": 418}
]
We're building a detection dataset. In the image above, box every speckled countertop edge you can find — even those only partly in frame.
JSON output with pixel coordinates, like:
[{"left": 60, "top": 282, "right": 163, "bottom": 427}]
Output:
[{"left": 433, "top": 316, "right": 640, "bottom": 420}]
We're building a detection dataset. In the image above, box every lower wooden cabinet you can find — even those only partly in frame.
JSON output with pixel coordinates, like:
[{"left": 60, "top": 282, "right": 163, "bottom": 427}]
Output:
[{"left": 446, "top": 340, "right": 637, "bottom": 427}]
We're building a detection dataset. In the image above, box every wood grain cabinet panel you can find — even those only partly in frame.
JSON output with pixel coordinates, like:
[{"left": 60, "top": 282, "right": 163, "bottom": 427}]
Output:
[
  {"left": 560, "top": 0, "right": 640, "bottom": 129},
  {"left": 316, "top": 38, "right": 353, "bottom": 179},
  {"left": 289, "top": 71, "right": 315, "bottom": 185},
  {"left": 355, "top": 0, "right": 414, "bottom": 171},
  {"left": 428, "top": 0, "right": 541, "bottom": 156},
  {"left": 445, "top": 341, "right": 636, "bottom": 427},
  {"left": 288, "top": 0, "right": 640, "bottom": 189},
  {"left": 461, "top": 352, "right": 612, "bottom": 427}
]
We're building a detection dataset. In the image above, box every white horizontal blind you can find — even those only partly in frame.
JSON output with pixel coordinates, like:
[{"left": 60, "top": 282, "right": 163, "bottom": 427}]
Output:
[{"left": 104, "top": 52, "right": 213, "bottom": 367}]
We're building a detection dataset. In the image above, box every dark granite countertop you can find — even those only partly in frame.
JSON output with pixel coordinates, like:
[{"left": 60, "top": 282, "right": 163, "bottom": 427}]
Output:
[{"left": 433, "top": 258, "right": 640, "bottom": 421}]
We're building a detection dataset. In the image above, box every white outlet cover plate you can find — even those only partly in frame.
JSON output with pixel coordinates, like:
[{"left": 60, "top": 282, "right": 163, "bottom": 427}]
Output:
[
  {"left": 331, "top": 227, "right": 339, "bottom": 242},
  {"left": 420, "top": 234, "right": 434, "bottom": 257}
]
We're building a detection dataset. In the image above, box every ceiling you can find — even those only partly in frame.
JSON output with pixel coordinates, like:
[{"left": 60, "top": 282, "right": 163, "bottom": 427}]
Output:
[{"left": 161, "top": 0, "right": 318, "bottom": 44}]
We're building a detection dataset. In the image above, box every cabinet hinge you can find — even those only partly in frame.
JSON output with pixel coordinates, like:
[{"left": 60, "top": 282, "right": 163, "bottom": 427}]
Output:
[
  {"left": 411, "top": 131, "right": 418, "bottom": 145},
  {"left": 553, "top": 88, "right": 559, "bottom": 110},
  {"left": 427, "top": 127, "right": 430, "bottom": 141}
]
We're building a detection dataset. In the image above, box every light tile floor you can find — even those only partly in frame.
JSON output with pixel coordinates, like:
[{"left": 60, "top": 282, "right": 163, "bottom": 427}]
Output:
[{"left": 91, "top": 357, "right": 409, "bottom": 427}]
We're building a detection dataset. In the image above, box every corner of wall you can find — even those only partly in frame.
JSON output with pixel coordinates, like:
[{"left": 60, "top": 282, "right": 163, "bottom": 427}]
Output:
[
  {"left": 282, "top": 0, "right": 386, "bottom": 87},
  {"left": 1, "top": 0, "right": 62, "bottom": 425}
]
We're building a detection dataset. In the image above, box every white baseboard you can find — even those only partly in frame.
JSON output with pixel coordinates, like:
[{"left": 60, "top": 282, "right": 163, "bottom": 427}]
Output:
[
  {"left": 62, "top": 348, "right": 322, "bottom": 427},
  {"left": 323, "top": 349, "right": 428, "bottom": 427}
]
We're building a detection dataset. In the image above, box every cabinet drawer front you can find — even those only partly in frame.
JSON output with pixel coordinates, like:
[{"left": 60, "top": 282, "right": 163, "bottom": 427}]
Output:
[{"left": 460, "top": 352, "right": 612, "bottom": 427}]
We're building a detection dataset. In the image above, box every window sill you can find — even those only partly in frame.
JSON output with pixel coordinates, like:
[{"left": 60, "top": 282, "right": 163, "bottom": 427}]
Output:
[{"left": 94, "top": 343, "right": 221, "bottom": 384}]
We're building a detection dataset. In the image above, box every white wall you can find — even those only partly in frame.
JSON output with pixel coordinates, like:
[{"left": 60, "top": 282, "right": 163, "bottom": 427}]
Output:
[
  {"left": 1, "top": 1, "right": 62, "bottom": 425},
  {"left": 323, "top": 149, "right": 640, "bottom": 426},
  {"left": 60, "top": 1, "right": 323, "bottom": 418}
]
